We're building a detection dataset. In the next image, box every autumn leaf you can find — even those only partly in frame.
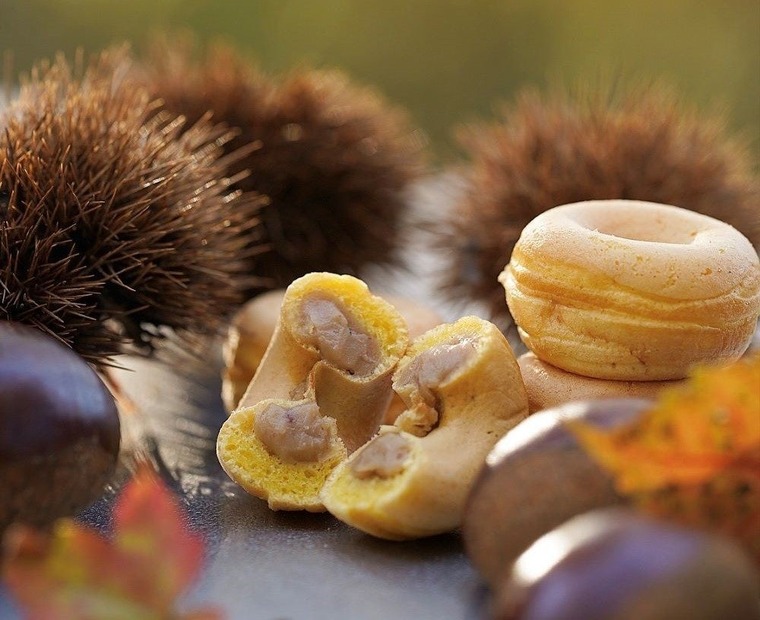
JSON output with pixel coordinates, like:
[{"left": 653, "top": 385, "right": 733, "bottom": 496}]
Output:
[
  {"left": 570, "top": 354, "right": 760, "bottom": 560},
  {"left": 2, "top": 466, "right": 223, "bottom": 620}
]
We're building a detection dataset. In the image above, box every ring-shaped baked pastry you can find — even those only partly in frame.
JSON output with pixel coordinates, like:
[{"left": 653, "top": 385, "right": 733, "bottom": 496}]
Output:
[{"left": 501, "top": 200, "right": 760, "bottom": 380}]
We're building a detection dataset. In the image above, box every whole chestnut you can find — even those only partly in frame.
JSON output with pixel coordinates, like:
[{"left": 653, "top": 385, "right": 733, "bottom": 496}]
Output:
[
  {"left": 493, "top": 507, "right": 760, "bottom": 620},
  {"left": 0, "top": 322, "right": 120, "bottom": 532},
  {"left": 463, "top": 398, "right": 651, "bottom": 586}
]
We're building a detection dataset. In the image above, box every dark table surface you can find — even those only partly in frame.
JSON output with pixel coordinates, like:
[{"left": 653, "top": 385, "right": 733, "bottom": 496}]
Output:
[{"left": 97, "top": 348, "right": 487, "bottom": 620}]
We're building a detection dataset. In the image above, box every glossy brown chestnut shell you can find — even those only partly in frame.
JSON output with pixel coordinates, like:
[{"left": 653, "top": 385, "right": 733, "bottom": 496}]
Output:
[
  {"left": 463, "top": 398, "right": 652, "bottom": 586},
  {"left": 492, "top": 508, "right": 760, "bottom": 620},
  {"left": 0, "top": 322, "right": 121, "bottom": 532}
]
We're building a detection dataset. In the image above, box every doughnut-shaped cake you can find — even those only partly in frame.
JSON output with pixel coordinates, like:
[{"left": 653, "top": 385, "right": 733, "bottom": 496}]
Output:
[
  {"left": 517, "top": 352, "right": 683, "bottom": 413},
  {"left": 500, "top": 200, "right": 760, "bottom": 381}
]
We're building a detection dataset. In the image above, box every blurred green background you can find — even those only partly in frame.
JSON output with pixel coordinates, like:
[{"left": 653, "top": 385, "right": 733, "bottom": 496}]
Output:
[{"left": 1, "top": 0, "right": 758, "bottom": 161}]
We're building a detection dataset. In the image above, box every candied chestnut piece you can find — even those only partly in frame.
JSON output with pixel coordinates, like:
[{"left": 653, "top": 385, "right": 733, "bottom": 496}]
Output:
[
  {"left": 0, "top": 322, "right": 121, "bottom": 532},
  {"left": 493, "top": 508, "right": 760, "bottom": 620}
]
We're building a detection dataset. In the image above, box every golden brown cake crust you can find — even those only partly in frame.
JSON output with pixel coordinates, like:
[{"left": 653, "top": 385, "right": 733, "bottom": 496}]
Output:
[
  {"left": 501, "top": 200, "right": 760, "bottom": 380},
  {"left": 517, "top": 352, "right": 683, "bottom": 414}
]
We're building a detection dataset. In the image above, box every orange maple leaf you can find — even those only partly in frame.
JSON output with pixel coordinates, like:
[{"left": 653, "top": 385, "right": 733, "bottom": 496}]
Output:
[
  {"left": 571, "top": 354, "right": 760, "bottom": 561},
  {"left": 1, "top": 466, "right": 223, "bottom": 620}
]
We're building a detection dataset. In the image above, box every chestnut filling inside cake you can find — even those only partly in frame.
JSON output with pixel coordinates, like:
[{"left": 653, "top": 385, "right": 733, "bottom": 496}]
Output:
[
  {"left": 350, "top": 431, "right": 411, "bottom": 480},
  {"left": 298, "top": 296, "right": 381, "bottom": 376},
  {"left": 394, "top": 336, "right": 477, "bottom": 436},
  {"left": 254, "top": 401, "right": 335, "bottom": 463}
]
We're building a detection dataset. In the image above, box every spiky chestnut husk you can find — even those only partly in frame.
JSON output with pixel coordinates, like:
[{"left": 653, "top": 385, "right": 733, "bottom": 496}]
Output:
[
  {"left": 138, "top": 36, "right": 428, "bottom": 289},
  {"left": 0, "top": 49, "right": 259, "bottom": 365},
  {"left": 436, "top": 84, "right": 759, "bottom": 328}
]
